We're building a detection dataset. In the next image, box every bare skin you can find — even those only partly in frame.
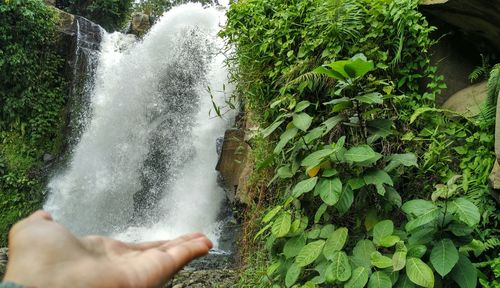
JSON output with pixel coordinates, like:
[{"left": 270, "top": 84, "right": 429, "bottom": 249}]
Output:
[{"left": 3, "top": 210, "right": 213, "bottom": 288}]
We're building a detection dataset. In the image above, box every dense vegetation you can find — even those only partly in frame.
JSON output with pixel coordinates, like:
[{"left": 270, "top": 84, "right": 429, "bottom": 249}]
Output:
[
  {"left": 57, "top": 0, "right": 133, "bottom": 32},
  {"left": 222, "top": 0, "right": 500, "bottom": 287},
  {"left": 0, "top": 0, "right": 66, "bottom": 245}
]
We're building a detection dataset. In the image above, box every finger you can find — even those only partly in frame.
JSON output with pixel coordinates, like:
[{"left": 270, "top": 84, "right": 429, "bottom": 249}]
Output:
[{"left": 127, "top": 232, "right": 206, "bottom": 251}]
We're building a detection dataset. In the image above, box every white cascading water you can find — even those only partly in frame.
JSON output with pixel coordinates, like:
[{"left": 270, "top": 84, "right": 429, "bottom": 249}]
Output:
[{"left": 45, "top": 4, "right": 233, "bottom": 247}]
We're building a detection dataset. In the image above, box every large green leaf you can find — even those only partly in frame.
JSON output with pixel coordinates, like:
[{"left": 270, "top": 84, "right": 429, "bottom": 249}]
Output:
[
  {"left": 326, "top": 251, "right": 351, "bottom": 282},
  {"left": 449, "top": 198, "right": 480, "bottom": 227},
  {"left": 355, "top": 92, "right": 383, "bottom": 104},
  {"left": 316, "top": 177, "right": 342, "bottom": 206},
  {"left": 384, "top": 153, "right": 418, "bottom": 172},
  {"left": 406, "top": 257, "right": 434, "bottom": 288},
  {"left": 301, "top": 149, "right": 334, "bottom": 168},
  {"left": 345, "top": 266, "right": 369, "bottom": 288},
  {"left": 271, "top": 212, "right": 291, "bottom": 238},
  {"left": 449, "top": 254, "right": 477, "bottom": 288},
  {"left": 393, "top": 241, "right": 407, "bottom": 271},
  {"left": 364, "top": 169, "right": 393, "bottom": 195},
  {"left": 430, "top": 238, "right": 459, "bottom": 277},
  {"left": 353, "top": 240, "right": 376, "bottom": 268},
  {"left": 295, "top": 240, "right": 325, "bottom": 267},
  {"left": 405, "top": 206, "right": 440, "bottom": 231},
  {"left": 401, "top": 200, "right": 437, "bottom": 216},
  {"left": 293, "top": 112, "right": 313, "bottom": 132},
  {"left": 344, "top": 57, "right": 374, "bottom": 78},
  {"left": 345, "top": 145, "right": 381, "bottom": 163},
  {"left": 368, "top": 271, "right": 392, "bottom": 288},
  {"left": 284, "top": 235, "right": 306, "bottom": 259},
  {"left": 335, "top": 186, "right": 354, "bottom": 214},
  {"left": 285, "top": 263, "right": 301, "bottom": 287},
  {"left": 379, "top": 235, "right": 400, "bottom": 247},
  {"left": 274, "top": 127, "right": 298, "bottom": 154},
  {"left": 322, "top": 115, "right": 343, "bottom": 135},
  {"left": 292, "top": 177, "right": 318, "bottom": 198},
  {"left": 395, "top": 274, "right": 416, "bottom": 288},
  {"left": 323, "top": 227, "right": 348, "bottom": 260},
  {"left": 373, "top": 220, "right": 394, "bottom": 245},
  {"left": 370, "top": 251, "right": 393, "bottom": 268}
]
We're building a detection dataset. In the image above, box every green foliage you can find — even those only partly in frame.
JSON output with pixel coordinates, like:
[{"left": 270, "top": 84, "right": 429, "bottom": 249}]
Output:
[
  {"left": 222, "top": 0, "right": 499, "bottom": 286},
  {"left": 0, "top": 0, "right": 66, "bottom": 245},
  {"left": 59, "top": 0, "right": 133, "bottom": 31}
]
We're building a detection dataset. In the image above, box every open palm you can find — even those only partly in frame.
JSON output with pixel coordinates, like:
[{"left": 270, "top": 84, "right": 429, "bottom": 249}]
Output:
[{"left": 4, "top": 211, "right": 212, "bottom": 288}]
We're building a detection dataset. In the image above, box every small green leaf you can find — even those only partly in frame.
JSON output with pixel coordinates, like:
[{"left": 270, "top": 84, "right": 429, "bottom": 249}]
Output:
[
  {"left": 322, "top": 115, "right": 343, "bottom": 135},
  {"left": 393, "top": 241, "right": 407, "bottom": 271},
  {"left": 368, "top": 271, "right": 392, "bottom": 288},
  {"left": 373, "top": 220, "right": 394, "bottom": 245},
  {"left": 449, "top": 198, "right": 480, "bottom": 227},
  {"left": 274, "top": 127, "right": 298, "bottom": 154},
  {"left": 364, "top": 169, "right": 393, "bottom": 196},
  {"left": 314, "top": 204, "right": 328, "bottom": 223},
  {"left": 326, "top": 251, "right": 351, "bottom": 282},
  {"left": 292, "top": 177, "right": 318, "bottom": 198},
  {"left": 430, "top": 239, "right": 459, "bottom": 277},
  {"left": 323, "top": 227, "right": 348, "bottom": 259},
  {"left": 355, "top": 92, "right": 383, "bottom": 104},
  {"left": 370, "top": 251, "right": 393, "bottom": 268},
  {"left": 345, "top": 145, "right": 381, "bottom": 163},
  {"left": 262, "top": 120, "right": 284, "bottom": 138},
  {"left": 384, "top": 153, "right": 418, "bottom": 172},
  {"left": 263, "top": 205, "right": 282, "bottom": 223},
  {"left": 277, "top": 166, "right": 293, "bottom": 179},
  {"left": 295, "top": 101, "right": 311, "bottom": 112},
  {"left": 271, "top": 212, "right": 291, "bottom": 238},
  {"left": 449, "top": 254, "right": 477, "bottom": 288},
  {"left": 316, "top": 177, "right": 342, "bottom": 206},
  {"left": 304, "top": 127, "right": 325, "bottom": 144},
  {"left": 345, "top": 266, "right": 369, "bottom": 288},
  {"left": 379, "top": 235, "right": 400, "bottom": 247},
  {"left": 285, "top": 263, "right": 302, "bottom": 287},
  {"left": 301, "top": 149, "right": 334, "bottom": 168},
  {"left": 322, "top": 168, "right": 338, "bottom": 177},
  {"left": 293, "top": 112, "right": 313, "bottom": 132},
  {"left": 296, "top": 240, "right": 325, "bottom": 267},
  {"left": 406, "top": 257, "right": 434, "bottom": 288},
  {"left": 402, "top": 200, "right": 437, "bottom": 216},
  {"left": 407, "top": 245, "right": 427, "bottom": 258}
]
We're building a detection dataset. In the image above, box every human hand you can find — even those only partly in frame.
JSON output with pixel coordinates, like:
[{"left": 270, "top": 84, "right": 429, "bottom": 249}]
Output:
[{"left": 3, "top": 210, "right": 213, "bottom": 288}]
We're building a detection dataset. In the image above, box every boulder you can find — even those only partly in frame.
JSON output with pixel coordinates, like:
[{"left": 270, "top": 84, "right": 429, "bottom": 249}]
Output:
[
  {"left": 216, "top": 129, "right": 252, "bottom": 206},
  {"left": 128, "top": 13, "right": 151, "bottom": 37},
  {"left": 442, "top": 81, "right": 487, "bottom": 116},
  {"left": 420, "top": 0, "right": 500, "bottom": 52}
]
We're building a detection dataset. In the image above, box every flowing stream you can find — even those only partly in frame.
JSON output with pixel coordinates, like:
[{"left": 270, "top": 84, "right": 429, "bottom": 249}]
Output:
[{"left": 45, "top": 4, "right": 233, "bottom": 248}]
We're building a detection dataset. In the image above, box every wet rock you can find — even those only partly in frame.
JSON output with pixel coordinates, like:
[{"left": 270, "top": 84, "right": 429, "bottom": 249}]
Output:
[
  {"left": 442, "top": 81, "right": 487, "bottom": 116},
  {"left": 216, "top": 129, "right": 252, "bottom": 206},
  {"left": 420, "top": 0, "right": 500, "bottom": 52},
  {"left": 166, "top": 269, "right": 237, "bottom": 288},
  {"left": 43, "top": 153, "right": 55, "bottom": 163},
  {"left": 128, "top": 13, "right": 152, "bottom": 37}
]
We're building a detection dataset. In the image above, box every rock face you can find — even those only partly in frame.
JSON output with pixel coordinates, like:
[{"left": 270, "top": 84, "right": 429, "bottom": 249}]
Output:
[
  {"left": 420, "top": 0, "right": 500, "bottom": 52},
  {"left": 127, "top": 13, "right": 152, "bottom": 37},
  {"left": 442, "top": 81, "right": 487, "bottom": 116},
  {"left": 167, "top": 269, "right": 237, "bottom": 288},
  {"left": 216, "top": 129, "right": 253, "bottom": 206}
]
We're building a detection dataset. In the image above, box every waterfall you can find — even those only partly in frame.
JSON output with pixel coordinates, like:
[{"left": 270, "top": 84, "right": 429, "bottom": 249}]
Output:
[{"left": 45, "top": 3, "right": 233, "bottom": 247}]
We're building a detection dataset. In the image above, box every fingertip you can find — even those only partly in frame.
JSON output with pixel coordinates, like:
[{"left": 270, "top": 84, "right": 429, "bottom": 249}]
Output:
[{"left": 30, "top": 210, "right": 53, "bottom": 221}]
